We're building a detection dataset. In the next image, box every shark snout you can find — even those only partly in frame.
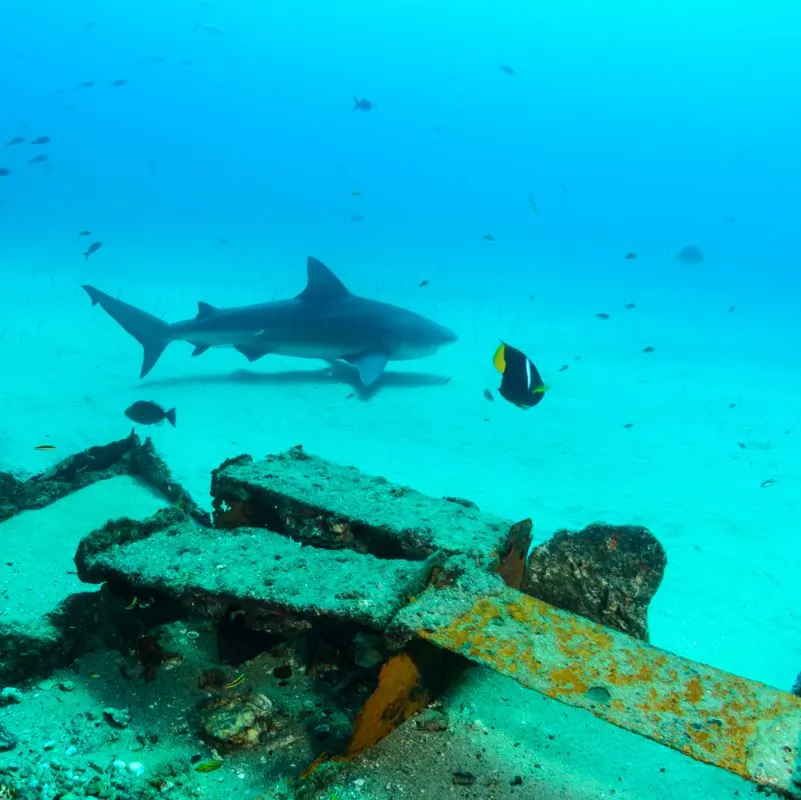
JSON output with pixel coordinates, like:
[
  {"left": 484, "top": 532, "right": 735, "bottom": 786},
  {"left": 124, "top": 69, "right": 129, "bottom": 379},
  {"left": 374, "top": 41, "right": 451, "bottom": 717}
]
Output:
[{"left": 440, "top": 325, "right": 458, "bottom": 346}]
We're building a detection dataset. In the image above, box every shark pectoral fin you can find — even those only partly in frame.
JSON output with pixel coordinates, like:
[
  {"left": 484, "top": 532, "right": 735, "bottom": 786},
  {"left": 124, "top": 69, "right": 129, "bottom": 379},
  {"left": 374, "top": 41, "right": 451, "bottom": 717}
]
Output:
[
  {"left": 191, "top": 343, "right": 210, "bottom": 356},
  {"left": 234, "top": 344, "right": 271, "bottom": 362},
  {"left": 346, "top": 352, "right": 389, "bottom": 386},
  {"left": 196, "top": 301, "right": 218, "bottom": 318}
]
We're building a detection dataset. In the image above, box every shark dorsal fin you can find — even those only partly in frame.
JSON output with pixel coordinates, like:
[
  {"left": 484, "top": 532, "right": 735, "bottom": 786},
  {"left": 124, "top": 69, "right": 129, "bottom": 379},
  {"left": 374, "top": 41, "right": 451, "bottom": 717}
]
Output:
[
  {"left": 297, "top": 257, "right": 350, "bottom": 302},
  {"left": 196, "top": 301, "right": 218, "bottom": 318}
]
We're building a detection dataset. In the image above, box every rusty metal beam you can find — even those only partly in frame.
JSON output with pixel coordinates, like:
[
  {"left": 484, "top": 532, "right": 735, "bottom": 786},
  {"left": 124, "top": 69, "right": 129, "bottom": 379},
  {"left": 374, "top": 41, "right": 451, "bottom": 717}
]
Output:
[{"left": 395, "top": 575, "right": 801, "bottom": 798}]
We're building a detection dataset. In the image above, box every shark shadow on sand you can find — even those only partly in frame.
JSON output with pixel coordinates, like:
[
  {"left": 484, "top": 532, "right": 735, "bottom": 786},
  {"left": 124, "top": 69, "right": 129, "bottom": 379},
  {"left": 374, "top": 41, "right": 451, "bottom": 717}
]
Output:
[{"left": 143, "top": 360, "right": 451, "bottom": 399}]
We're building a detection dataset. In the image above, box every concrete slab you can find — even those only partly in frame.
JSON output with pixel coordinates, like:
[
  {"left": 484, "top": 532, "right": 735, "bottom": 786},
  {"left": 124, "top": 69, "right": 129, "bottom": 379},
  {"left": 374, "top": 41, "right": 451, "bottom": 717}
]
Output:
[{"left": 211, "top": 446, "right": 531, "bottom": 584}]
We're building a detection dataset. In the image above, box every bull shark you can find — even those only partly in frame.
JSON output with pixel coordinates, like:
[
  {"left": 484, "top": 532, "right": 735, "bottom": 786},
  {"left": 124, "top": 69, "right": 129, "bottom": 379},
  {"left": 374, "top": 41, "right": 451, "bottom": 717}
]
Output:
[{"left": 82, "top": 256, "right": 457, "bottom": 386}]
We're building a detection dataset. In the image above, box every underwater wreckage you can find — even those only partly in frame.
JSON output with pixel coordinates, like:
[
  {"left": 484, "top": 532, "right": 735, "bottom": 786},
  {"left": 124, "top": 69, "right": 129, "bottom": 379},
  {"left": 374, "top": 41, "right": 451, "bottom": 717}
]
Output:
[{"left": 0, "top": 433, "right": 799, "bottom": 798}]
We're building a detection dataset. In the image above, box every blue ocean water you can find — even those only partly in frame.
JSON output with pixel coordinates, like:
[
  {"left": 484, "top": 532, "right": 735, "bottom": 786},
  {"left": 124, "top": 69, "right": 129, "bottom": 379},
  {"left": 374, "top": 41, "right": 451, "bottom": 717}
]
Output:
[{"left": 1, "top": 1, "right": 801, "bottom": 795}]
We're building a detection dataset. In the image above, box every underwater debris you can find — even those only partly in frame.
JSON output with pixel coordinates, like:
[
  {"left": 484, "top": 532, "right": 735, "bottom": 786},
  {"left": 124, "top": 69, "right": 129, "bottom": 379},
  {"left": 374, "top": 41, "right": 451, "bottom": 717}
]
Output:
[
  {"left": 0, "top": 430, "right": 208, "bottom": 525},
  {"left": 198, "top": 692, "right": 275, "bottom": 749},
  {"left": 210, "top": 446, "right": 531, "bottom": 578},
  {"left": 522, "top": 522, "right": 667, "bottom": 641},
  {"left": 392, "top": 566, "right": 801, "bottom": 798}
]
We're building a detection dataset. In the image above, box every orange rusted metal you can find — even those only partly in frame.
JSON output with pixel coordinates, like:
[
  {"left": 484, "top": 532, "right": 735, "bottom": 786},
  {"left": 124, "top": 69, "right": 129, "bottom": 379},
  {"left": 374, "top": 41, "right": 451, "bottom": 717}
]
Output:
[
  {"left": 396, "top": 576, "right": 801, "bottom": 798},
  {"left": 346, "top": 643, "right": 450, "bottom": 757}
]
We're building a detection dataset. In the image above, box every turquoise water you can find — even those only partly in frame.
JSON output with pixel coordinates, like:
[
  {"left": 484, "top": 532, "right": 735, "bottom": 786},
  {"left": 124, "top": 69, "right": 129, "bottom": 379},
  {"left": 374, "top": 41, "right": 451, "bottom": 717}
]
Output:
[{"left": 1, "top": 1, "right": 801, "bottom": 796}]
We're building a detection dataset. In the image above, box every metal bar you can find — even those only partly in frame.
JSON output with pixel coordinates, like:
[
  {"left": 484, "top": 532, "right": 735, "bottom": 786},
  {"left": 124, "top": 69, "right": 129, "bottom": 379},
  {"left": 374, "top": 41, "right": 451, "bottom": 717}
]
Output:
[{"left": 397, "top": 577, "right": 801, "bottom": 797}]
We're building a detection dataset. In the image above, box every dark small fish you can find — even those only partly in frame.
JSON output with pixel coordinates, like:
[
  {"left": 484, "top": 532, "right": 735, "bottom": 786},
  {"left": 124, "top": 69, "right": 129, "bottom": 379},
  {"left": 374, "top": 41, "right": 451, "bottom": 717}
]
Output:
[
  {"left": 558, "top": 364, "right": 569, "bottom": 372},
  {"left": 30, "top": 136, "right": 50, "bottom": 145},
  {"left": 6, "top": 137, "right": 24, "bottom": 146},
  {"left": 623, "top": 252, "right": 637, "bottom": 260},
  {"left": 109, "top": 79, "right": 128, "bottom": 87},
  {"left": 493, "top": 342, "right": 547, "bottom": 409},
  {"left": 350, "top": 214, "right": 364, "bottom": 222},
  {"left": 760, "top": 478, "right": 777, "bottom": 489},
  {"left": 28, "top": 154, "right": 48, "bottom": 165},
  {"left": 34, "top": 443, "right": 56, "bottom": 451},
  {"left": 483, "top": 388, "right": 494, "bottom": 402},
  {"left": 728, "top": 403, "right": 736, "bottom": 409},
  {"left": 500, "top": 64, "right": 516, "bottom": 76},
  {"left": 728, "top": 305, "right": 735, "bottom": 313},
  {"left": 0, "top": 168, "right": 10, "bottom": 177},
  {"left": 673, "top": 245, "right": 704, "bottom": 265},
  {"left": 623, "top": 423, "right": 633, "bottom": 429},
  {"left": 125, "top": 401, "right": 176, "bottom": 427},
  {"left": 353, "top": 97, "right": 373, "bottom": 111},
  {"left": 642, "top": 346, "right": 655, "bottom": 353},
  {"left": 83, "top": 241, "right": 102, "bottom": 260},
  {"left": 624, "top": 302, "right": 636, "bottom": 310},
  {"left": 77, "top": 80, "right": 95, "bottom": 89},
  {"left": 79, "top": 230, "right": 92, "bottom": 236},
  {"left": 418, "top": 279, "right": 429, "bottom": 287},
  {"left": 482, "top": 233, "right": 495, "bottom": 241},
  {"left": 218, "top": 236, "right": 228, "bottom": 245},
  {"left": 595, "top": 312, "right": 610, "bottom": 320}
]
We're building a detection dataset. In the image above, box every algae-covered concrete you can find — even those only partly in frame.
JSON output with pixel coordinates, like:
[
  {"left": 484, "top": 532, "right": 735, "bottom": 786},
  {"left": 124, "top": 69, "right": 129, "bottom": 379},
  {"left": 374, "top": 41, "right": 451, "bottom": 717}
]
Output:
[
  {"left": 211, "top": 446, "right": 532, "bottom": 582},
  {"left": 76, "top": 507, "right": 433, "bottom": 631}
]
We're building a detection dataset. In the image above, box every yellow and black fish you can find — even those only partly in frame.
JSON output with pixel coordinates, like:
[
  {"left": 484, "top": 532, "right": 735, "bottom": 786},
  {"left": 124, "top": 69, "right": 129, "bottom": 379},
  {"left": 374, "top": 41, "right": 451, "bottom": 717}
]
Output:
[{"left": 493, "top": 342, "right": 547, "bottom": 409}]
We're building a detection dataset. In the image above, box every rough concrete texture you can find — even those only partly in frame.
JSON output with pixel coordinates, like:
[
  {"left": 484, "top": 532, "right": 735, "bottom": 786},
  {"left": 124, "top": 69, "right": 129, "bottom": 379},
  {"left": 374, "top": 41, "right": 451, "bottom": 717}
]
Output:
[
  {"left": 0, "top": 475, "right": 168, "bottom": 684},
  {"left": 522, "top": 522, "right": 667, "bottom": 641},
  {"left": 210, "top": 446, "right": 531, "bottom": 579},
  {"left": 0, "top": 431, "right": 209, "bottom": 525},
  {"left": 76, "top": 507, "right": 433, "bottom": 631}
]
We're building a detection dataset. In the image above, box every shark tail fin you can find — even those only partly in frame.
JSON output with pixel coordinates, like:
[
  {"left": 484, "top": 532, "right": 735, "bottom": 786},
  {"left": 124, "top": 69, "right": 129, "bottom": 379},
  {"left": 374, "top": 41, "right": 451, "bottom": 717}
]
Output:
[
  {"left": 165, "top": 408, "right": 177, "bottom": 427},
  {"left": 82, "top": 285, "right": 172, "bottom": 378}
]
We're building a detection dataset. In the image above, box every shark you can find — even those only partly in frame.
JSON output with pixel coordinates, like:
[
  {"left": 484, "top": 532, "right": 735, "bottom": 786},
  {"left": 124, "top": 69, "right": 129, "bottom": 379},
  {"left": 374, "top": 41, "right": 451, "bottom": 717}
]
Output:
[{"left": 82, "top": 256, "right": 457, "bottom": 386}]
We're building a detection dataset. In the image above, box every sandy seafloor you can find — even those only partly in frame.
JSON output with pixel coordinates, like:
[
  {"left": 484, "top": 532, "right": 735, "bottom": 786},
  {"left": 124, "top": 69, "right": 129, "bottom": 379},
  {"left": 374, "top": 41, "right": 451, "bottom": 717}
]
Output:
[{"left": 1, "top": 244, "right": 800, "bottom": 797}]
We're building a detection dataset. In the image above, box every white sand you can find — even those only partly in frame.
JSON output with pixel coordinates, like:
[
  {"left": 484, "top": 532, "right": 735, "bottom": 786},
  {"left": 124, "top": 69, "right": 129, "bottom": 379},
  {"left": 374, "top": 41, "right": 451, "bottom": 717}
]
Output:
[{"left": 0, "top": 476, "right": 167, "bottom": 632}]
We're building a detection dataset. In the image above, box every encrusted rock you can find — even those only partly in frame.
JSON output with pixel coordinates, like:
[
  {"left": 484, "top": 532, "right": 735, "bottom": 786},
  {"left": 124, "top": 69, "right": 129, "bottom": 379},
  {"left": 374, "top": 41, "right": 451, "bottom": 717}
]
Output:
[
  {"left": 0, "top": 720, "right": 16, "bottom": 752},
  {"left": 198, "top": 692, "right": 274, "bottom": 749},
  {"left": 522, "top": 523, "right": 666, "bottom": 641}
]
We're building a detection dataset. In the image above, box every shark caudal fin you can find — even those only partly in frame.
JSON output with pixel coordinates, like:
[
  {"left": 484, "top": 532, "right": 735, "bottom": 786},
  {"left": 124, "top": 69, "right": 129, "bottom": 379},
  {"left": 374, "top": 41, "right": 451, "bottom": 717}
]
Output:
[{"left": 82, "top": 285, "right": 172, "bottom": 378}]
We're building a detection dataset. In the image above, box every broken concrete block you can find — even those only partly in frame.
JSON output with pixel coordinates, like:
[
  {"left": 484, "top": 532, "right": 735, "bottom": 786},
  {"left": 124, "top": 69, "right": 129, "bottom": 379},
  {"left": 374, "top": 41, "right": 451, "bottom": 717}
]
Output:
[
  {"left": 0, "top": 431, "right": 209, "bottom": 525},
  {"left": 75, "top": 507, "right": 433, "bottom": 632},
  {"left": 0, "top": 476, "right": 168, "bottom": 684},
  {"left": 521, "top": 523, "right": 667, "bottom": 641},
  {"left": 210, "top": 446, "right": 531, "bottom": 587}
]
